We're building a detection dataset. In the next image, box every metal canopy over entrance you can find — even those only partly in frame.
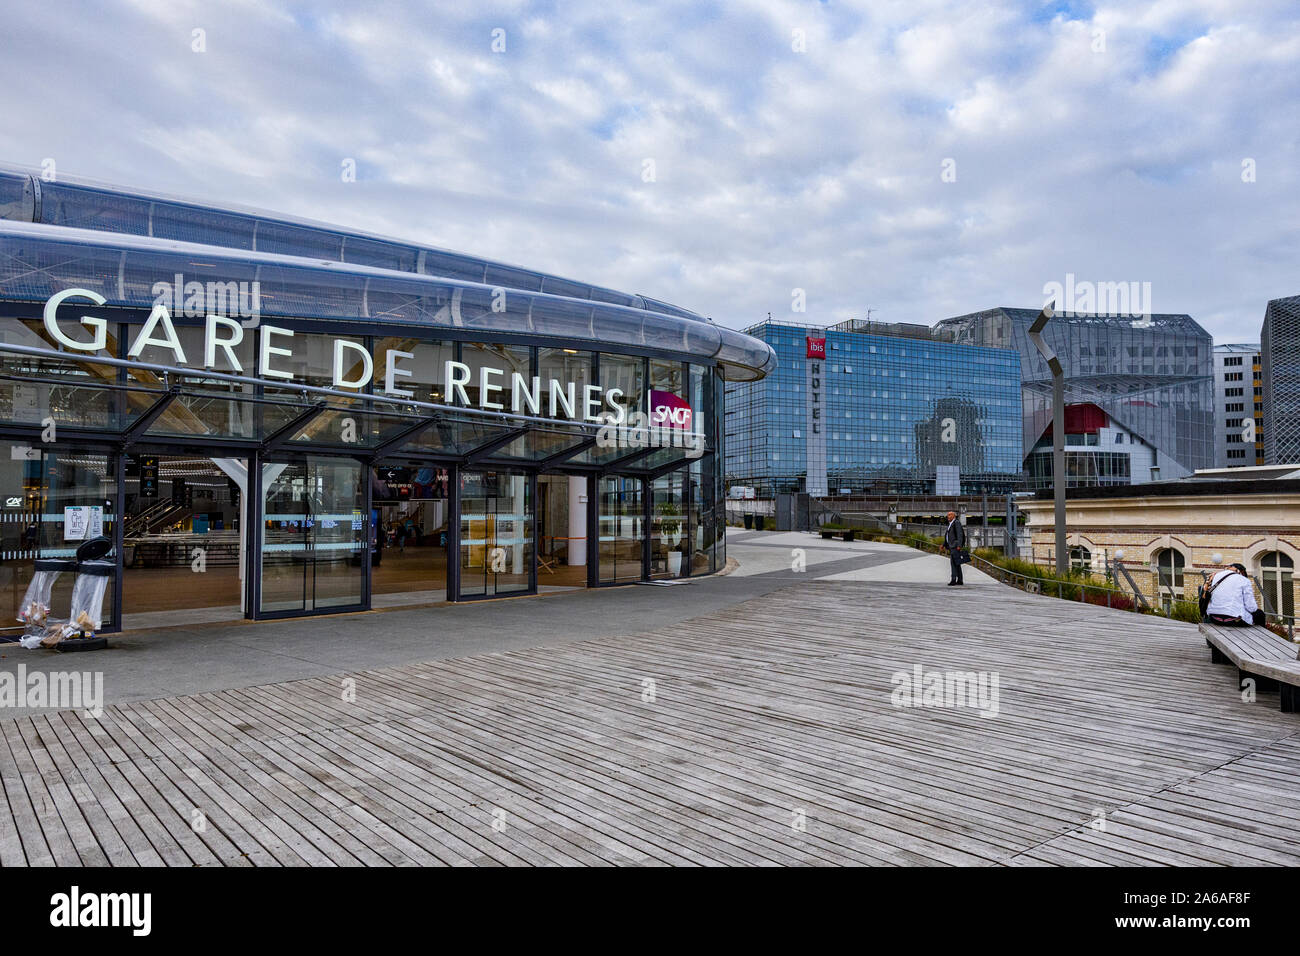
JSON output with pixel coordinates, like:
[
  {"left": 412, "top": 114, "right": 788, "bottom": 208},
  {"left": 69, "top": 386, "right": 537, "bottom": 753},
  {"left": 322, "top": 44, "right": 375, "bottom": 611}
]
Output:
[{"left": 0, "top": 342, "right": 617, "bottom": 468}]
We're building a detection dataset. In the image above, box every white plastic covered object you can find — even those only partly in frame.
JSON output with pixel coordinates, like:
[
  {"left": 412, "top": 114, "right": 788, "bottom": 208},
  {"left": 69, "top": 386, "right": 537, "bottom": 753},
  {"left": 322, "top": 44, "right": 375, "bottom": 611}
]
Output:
[
  {"left": 60, "top": 560, "right": 113, "bottom": 640},
  {"left": 17, "top": 558, "right": 74, "bottom": 647}
]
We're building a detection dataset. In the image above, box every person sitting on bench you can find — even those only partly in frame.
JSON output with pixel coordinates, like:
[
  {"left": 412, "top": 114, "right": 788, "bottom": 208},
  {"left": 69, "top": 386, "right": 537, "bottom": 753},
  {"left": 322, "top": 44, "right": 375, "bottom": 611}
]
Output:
[{"left": 1203, "top": 563, "right": 1263, "bottom": 626}]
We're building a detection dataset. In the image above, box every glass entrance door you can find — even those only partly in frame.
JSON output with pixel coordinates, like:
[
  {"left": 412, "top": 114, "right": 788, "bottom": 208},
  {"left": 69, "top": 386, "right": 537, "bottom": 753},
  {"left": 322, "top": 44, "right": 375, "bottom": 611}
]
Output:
[
  {"left": 650, "top": 470, "right": 688, "bottom": 580},
  {"left": 260, "top": 457, "right": 365, "bottom": 614},
  {"left": 598, "top": 475, "right": 644, "bottom": 584},
  {"left": 122, "top": 455, "right": 246, "bottom": 628},
  {"left": 458, "top": 469, "right": 533, "bottom": 598},
  {"left": 370, "top": 464, "right": 450, "bottom": 607}
]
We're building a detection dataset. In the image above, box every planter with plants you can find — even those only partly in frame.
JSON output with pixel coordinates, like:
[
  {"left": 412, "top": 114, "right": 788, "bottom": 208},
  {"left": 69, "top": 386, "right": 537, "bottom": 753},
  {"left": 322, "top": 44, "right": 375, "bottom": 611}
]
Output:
[{"left": 658, "top": 503, "right": 684, "bottom": 575}]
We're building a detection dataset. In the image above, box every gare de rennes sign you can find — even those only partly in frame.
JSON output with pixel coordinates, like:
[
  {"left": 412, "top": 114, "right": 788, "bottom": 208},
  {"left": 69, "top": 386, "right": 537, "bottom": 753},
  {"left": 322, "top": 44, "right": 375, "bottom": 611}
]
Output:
[{"left": 41, "top": 288, "right": 696, "bottom": 433}]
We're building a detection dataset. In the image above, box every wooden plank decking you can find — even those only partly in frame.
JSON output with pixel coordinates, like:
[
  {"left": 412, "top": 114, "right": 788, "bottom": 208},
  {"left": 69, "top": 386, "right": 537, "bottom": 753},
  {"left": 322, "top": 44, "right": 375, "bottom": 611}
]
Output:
[{"left": 3, "top": 578, "right": 1299, "bottom": 866}]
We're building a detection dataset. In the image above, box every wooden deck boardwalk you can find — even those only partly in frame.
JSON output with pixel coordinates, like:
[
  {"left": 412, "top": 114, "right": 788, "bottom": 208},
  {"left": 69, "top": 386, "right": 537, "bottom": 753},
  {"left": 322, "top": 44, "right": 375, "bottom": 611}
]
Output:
[{"left": 3, "top": 576, "right": 1299, "bottom": 866}]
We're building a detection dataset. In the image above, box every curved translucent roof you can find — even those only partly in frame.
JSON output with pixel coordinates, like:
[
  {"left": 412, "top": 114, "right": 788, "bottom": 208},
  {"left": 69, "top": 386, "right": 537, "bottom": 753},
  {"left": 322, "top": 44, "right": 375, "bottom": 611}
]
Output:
[
  {"left": 0, "top": 221, "right": 776, "bottom": 380},
  {"left": 0, "top": 166, "right": 704, "bottom": 322}
]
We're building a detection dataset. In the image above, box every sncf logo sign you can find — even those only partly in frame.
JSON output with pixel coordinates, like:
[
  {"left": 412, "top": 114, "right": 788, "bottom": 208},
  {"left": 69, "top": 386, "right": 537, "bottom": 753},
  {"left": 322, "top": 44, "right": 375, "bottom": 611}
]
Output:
[
  {"left": 650, "top": 390, "right": 693, "bottom": 430},
  {"left": 806, "top": 336, "right": 826, "bottom": 359}
]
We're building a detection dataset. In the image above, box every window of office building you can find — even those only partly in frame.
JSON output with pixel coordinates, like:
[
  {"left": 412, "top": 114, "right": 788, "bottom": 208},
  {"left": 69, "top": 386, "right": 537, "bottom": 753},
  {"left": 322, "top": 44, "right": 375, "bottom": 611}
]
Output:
[
  {"left": 372, "top": 337, "right": 454, "bottom": 403},
  {"left": 538, "top": 348, "right": 594, "bottom": 419}
]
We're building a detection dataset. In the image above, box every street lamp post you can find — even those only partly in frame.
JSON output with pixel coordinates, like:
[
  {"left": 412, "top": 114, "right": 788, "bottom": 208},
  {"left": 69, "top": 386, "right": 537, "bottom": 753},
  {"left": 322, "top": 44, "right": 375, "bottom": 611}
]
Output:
[{"left": 1028, "top": 301, "right": 1067, "bottom": 575}]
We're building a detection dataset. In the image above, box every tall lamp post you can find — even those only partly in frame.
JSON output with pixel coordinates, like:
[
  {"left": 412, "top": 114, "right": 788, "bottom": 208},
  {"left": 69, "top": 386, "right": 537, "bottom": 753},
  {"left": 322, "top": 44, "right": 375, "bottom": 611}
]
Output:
[{"left": 1028, "top": 301, "right": 1066, "bottom": 575}]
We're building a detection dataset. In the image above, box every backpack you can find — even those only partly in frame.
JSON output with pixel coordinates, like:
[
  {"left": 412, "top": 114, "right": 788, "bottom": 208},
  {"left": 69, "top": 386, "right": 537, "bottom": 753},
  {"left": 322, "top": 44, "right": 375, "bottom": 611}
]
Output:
[{"left": 1199, "top": 570, "right": 1239, "bottom": 618}]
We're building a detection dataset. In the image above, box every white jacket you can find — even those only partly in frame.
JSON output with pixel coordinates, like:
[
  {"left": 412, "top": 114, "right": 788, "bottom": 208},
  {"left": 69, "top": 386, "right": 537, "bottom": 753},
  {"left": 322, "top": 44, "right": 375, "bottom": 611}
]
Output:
[{"left": 1205, "top": 569, "right": 1258, "bottom": 625}]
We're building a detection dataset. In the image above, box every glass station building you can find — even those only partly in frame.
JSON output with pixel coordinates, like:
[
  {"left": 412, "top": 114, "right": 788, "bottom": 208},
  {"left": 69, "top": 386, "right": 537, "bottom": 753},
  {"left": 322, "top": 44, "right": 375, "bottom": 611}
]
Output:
[{"left": 0, "top": 169, "right": 774, "bottom": 634}]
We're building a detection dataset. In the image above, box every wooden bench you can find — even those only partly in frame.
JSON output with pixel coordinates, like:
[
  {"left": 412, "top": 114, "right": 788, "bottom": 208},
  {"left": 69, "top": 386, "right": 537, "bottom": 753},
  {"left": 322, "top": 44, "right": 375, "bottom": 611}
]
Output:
[{"left": 1200, "top": 620, "right": 1300, "bottom": 713}]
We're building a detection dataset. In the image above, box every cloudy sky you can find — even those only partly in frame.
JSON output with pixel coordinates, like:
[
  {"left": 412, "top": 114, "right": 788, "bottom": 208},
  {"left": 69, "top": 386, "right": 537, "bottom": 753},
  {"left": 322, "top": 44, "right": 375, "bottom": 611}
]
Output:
[{"left": 2, "top": 0, "right": 1296, "bottom": 342}]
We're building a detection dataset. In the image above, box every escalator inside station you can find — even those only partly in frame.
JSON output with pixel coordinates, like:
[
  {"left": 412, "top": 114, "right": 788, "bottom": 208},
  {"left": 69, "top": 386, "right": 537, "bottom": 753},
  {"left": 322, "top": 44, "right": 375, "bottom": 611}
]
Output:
[{"left": 122, "top": 455, "right": 246, "bottom": 629}]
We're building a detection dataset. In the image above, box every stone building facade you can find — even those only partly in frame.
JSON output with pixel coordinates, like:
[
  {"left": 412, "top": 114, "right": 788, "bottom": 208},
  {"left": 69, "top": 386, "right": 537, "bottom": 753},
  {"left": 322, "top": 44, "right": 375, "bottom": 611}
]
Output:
[{"left": 1020, "top": 468, "right": 1300, "bottom": 617}]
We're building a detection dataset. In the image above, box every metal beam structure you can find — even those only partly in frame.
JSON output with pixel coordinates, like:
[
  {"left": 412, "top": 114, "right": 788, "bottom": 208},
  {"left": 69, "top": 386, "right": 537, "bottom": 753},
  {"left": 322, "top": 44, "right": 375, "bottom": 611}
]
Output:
[
  {"left": 599, "top": 445, "right": 658, "bottom": 474},
  {"left": 262, "top": 402, "right": 329, "bottom": 451},
  {"left": 119, "top": 386, "right": 182, "bottom": 448},
  {"left": 463, "top": 426, "right": 530, "bottom": 465},
  {"left": 368, "top": 415, "right": 440, "bottom": 458},
  {"left": 538, "top": 435, "right": 597, "bottom": 470},
  {"left": 1028, "top": 301, "right": 1067, "bottom": 575}
]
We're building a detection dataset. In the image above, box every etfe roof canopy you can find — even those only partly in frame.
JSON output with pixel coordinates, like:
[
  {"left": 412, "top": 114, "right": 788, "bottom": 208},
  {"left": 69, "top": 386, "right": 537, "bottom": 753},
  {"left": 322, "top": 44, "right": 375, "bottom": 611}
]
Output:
[
  {"left": 0, "top": 167, "right": 775, "bottom": 380},
  {"left": 0, "top": 221, "right": 774, "bottom": 381}
]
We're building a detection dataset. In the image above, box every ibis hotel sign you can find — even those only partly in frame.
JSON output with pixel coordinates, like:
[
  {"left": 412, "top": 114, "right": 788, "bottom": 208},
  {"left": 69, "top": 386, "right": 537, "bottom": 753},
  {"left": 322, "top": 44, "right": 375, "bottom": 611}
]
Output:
[
  {"left": 40, "top": 288, "right": 664, "bottom": 426},
  {"left": 805, "top": 333, "right": 827, "bottom": 496}
]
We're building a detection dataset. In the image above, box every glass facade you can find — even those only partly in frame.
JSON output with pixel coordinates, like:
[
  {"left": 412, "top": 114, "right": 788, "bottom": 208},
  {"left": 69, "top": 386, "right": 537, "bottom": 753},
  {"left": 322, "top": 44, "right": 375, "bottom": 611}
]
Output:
[
  {"left": 937, "top": 308, "right": 1215, "bottom": 483},
  {"left": 0, "top": 170, "right": 762, "bottom": 634},
  {"left": 1026, "top": 449, "right": 1131, "bottom": 489},
  {"left": 726, "top": 322, "right": 1023, "bottom": 496},
  {"left": 459, "top": 469, "right": 533, "bottom": 597},
  {"left": 0, "top": 168, "right": 775, "bottom": 383},
  {"left": 1261, "top": 295, "right": 1300, "bottom": 465}
]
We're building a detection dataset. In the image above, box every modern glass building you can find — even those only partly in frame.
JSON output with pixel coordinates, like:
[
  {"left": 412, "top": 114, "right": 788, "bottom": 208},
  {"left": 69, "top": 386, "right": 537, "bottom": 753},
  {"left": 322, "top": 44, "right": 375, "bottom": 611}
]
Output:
[
  {"left": 725, "top": 319, "right": 1023, "bottom": 497},
  {"left": 1261, "top": 295, "right": 1300, "bottom": 465},
  {"left": 936, "top": 308, "right": 1214, "bottom": 486},
  {"left": 0, "top": 167, "right": 774, "bottom": 634},
  {"left": 1213, "top": 343, "right": 1264, "bottom": 468}
]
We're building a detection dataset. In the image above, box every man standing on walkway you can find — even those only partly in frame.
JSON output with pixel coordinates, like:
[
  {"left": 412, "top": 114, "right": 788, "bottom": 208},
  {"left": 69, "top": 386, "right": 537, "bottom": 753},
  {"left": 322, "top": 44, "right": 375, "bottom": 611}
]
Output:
[{"left": 943, "top": 510, "right": 966, "bottom": 586}]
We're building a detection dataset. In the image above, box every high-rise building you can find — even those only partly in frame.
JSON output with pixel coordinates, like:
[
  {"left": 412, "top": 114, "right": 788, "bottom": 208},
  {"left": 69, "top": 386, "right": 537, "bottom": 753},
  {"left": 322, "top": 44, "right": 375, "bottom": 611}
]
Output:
[
  {"left": 936, "top": 308, "right": 1214, "bottom": 487},
  {"left": 1213, "top": 343, "right": 1264, "bottom": 468},
  {"left": 1261, "top": 295, "right": 1300, "bottom": 464},
  {"left": 725, "top": 319, "right": 1022, "bottom": 497}
]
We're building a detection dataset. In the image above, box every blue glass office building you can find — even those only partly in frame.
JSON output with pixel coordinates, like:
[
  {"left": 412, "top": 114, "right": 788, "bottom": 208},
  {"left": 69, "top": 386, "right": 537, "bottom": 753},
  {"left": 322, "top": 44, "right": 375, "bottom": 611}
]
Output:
[{"left": 726, "top": 320, "right": 1022, "bottom": 497}]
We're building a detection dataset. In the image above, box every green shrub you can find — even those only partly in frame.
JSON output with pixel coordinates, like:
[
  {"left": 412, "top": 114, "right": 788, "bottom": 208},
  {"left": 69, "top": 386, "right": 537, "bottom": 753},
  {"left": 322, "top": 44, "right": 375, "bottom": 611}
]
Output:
[{"left": 1166, "top": 600, "right": 1202, "bottom": 623}]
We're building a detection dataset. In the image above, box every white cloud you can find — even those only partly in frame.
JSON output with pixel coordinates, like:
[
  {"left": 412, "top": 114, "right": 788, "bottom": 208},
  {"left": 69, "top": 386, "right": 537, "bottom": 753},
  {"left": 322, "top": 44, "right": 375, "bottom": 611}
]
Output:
[{"left": 0, "top": 0, "right": 1296, "bottom": 343}]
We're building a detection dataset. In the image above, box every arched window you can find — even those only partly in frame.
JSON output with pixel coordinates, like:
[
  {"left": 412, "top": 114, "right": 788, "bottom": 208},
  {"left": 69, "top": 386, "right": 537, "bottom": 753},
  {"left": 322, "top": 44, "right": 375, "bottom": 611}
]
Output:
[
  {"left": 1259, "top": 551, "right": 1294, "bottom": 618},
  {"left": 1069, "top": 545, "right": 1091, "bottom": 572},
  {"left": 1154, "top": 548, "right": 1184, "bottom": 598}
]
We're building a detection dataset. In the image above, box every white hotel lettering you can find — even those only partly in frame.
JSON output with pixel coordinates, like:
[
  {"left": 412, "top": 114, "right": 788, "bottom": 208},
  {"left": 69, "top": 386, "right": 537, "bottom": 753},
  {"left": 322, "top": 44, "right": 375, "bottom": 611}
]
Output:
[{"left": 810, "top": 360, "right": 821, "bottom": 434}]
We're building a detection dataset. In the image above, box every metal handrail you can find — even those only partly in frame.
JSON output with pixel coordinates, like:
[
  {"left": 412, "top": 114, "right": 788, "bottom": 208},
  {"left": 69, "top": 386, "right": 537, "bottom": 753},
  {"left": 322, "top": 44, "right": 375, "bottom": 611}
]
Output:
[
  {"left": 877, "top": 530, "right": 1256, "bottom": 622},
  {"left": 857, "top": 527, "right": 1300, "bottom": 642}
]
